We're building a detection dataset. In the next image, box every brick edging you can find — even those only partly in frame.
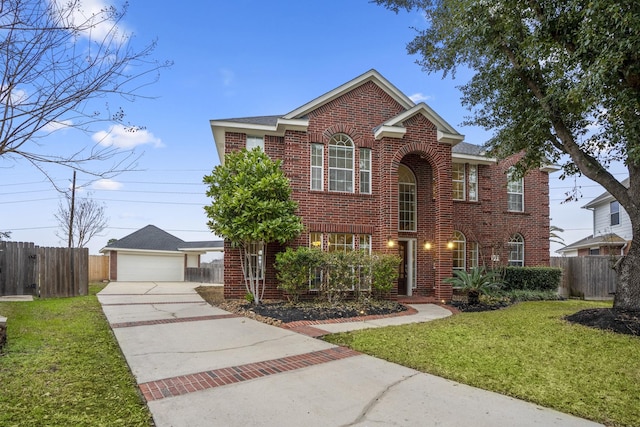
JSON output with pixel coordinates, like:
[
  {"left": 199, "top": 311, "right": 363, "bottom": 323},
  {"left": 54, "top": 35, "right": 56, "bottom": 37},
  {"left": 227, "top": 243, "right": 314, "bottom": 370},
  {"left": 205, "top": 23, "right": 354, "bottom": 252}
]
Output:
[{"left": 281, "top": 304, "right": 418, "bottom": 329}]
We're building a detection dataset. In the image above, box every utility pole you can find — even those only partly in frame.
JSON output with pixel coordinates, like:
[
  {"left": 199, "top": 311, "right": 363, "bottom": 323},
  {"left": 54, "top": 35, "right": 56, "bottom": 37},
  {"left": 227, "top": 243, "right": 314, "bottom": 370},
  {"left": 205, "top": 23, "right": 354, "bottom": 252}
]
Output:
[{"left": 68, "top": 170, "right": 76, "bottom": 248}]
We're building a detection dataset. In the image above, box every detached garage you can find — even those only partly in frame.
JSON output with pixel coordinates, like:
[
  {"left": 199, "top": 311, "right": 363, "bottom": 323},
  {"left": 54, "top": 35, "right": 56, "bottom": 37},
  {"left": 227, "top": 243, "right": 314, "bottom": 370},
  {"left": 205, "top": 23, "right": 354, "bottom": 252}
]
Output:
[{"left": 100, "top": 225, "right": 223, "bottom": 282}]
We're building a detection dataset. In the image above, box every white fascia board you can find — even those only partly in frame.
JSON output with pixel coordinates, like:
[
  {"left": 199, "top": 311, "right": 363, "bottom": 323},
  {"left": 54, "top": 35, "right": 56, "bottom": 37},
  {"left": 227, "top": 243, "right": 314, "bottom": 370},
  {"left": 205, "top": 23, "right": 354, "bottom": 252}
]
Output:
[
  {"left": 210, "top": 118, "right": 309, "bottom": 164},
  {"left": 101, "top": 248, "right": 183, "bottom": 256},
  {"left": 437, "top": 130, "right": 465, "bottom": 145},
  {"left": 283, "top": 69, "right": 414, "bottom": 120},
  {"left": 177, "top": 246, "right": 224, "bottom": 253},
  {"left": 452, "top": 153, "right": 496, "bottom": 165},
  {"left": 383, "top": 103, "right": 464, "bottom": 145},
  {"left": 540, "top": 164, "right": 561, "bottom": 173},
  {"left": 374, "top": 125, "right": 407, "bottom": 140}
]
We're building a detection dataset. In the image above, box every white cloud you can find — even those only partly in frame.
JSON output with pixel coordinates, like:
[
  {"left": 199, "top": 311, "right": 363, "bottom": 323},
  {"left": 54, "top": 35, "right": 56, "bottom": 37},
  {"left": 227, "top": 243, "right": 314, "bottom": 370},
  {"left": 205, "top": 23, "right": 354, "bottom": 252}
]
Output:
[
  {"left": 49, "top": 0, "right": 130, "bottom": 43},
  {"left": 43, "top": 119, "right": 73, "bottom": 132},
  {"left": 92, "top": 179, "right": 123, "bottom": 190},
  {"left": 92, "top": 124, "right": 163, "bottom": 149},
  {"left": 409, "top": 92, "right": 433, "bottom": 103}
]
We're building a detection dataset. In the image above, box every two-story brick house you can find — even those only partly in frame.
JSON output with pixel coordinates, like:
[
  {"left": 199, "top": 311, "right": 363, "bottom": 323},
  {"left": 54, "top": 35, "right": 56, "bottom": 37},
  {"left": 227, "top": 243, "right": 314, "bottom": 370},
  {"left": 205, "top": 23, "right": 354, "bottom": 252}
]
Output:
[{"left": 210, "top": 70, "right": 554, "bottom": 302}]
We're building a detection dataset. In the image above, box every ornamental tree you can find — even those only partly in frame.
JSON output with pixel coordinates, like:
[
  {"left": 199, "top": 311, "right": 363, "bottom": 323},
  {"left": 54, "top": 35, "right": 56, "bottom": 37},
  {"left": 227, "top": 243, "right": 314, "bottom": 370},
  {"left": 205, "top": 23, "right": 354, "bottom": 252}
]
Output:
[
  {"left": 377, "top": 0, "right": 640, "bottom": 309},
  {"left": 203, "top": 148, "right": 303, "bottom": 304}
]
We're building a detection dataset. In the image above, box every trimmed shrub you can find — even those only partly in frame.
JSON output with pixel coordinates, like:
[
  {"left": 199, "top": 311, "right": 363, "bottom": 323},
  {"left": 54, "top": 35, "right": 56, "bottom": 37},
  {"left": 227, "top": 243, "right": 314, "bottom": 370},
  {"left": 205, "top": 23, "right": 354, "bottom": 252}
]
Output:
[
  {"left": 275, "top": 247, "right": 324, "bottom": 302},
  {"left": 500, "top": 267, "right": 561, "bottom": 292}
]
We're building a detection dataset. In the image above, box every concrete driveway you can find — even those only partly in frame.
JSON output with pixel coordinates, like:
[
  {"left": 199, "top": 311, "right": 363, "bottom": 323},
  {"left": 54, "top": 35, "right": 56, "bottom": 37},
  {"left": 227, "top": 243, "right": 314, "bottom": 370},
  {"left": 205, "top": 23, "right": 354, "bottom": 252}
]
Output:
[{"left": 98, "top": 281, "right": 602, "bottom": 427}]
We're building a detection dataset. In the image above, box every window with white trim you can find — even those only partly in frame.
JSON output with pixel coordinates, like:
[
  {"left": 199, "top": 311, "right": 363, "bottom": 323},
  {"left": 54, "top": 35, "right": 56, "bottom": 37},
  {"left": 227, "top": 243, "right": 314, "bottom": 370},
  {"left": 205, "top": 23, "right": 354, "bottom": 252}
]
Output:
[
  {"left": 246, "top": 136, "right": 264, "bottom": 151},
  {"left": 469, "top": 241, "right": 479, "bottom": 269},
  {"left": 468, "top": 165, "right": 478, "bottom": 202},
  {"left": 310, "top": 144, "right": 324, "bottom": 191},
  {"left": 359, "top": 234, "right": 371, "bottom": 253},
  {"left": 359, "top": 148, "right": 371, "bottom": 194},
  {"left": 507, "top": 168, "right": 524, "bottom": 212},
  {"left": 328, "top": 134, "right": 354, "bottom": 192},
  {"left": 328, "top": 233, "right": 354, "bottom": 252},
  {"left": 452, "top": 163, "right": 465, "bottom": 200},
  {"left": 452, "top": 231, "right": 466, "bottom": 271},
  {"left": 244, "top": 241, "right": 264, "bottom": 280},
  {"left": 508, "top": 234, "right": 525, "bottom": 266},
  {"left": 610, "top": 201, "right": 620, "bottom": 226},
  {"left": 398, "top": 164, "right": 416, "bottom": 231}
]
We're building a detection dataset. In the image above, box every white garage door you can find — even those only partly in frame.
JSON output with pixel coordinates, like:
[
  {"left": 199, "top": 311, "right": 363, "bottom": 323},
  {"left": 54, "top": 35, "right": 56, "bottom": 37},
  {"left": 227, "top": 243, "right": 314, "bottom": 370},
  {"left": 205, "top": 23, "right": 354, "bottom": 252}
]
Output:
[{"left": 117, "top": 253, "right": 184, "bottom": 281}]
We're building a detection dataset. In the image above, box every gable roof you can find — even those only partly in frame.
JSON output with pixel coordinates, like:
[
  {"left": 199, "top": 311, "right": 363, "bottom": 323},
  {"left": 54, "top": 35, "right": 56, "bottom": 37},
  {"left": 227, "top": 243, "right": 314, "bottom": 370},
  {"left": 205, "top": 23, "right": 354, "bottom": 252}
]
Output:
[
  {"left": 556, "top": 232, "right": 627, "bottom": 254},
  {"left": 583, "top": 178, "right": 630, "bottom": 209},
  {"left": 100, "top": 225, "right": 223, "bottom": 253},
  {"left": 210, "top": 69, "right": 465, "bottom": 162}
]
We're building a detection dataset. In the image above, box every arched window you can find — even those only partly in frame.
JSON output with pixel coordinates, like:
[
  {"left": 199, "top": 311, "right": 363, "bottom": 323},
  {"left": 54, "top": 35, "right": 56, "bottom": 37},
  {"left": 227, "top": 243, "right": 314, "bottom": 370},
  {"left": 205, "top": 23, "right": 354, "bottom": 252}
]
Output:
[
  {"left": 452, "top": 231, "right": 466, "bottom": 271},
  {"left": 328, "top": 134, "right": 354, "bottom": 192},
  {"left": 398, "top": 164, "right": 416, "bottom": 231},
  {"left": 508, "top": 234, "right": 525, "bottom": 266}
]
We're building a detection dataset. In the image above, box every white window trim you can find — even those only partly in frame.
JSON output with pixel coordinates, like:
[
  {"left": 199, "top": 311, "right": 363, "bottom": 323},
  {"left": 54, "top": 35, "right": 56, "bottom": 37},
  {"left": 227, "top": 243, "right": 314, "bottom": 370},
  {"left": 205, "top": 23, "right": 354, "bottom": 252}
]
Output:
[
  {"left": 359, "top": 148, "right": 371, "bottom": 194},
  {"left": 468, "top": 164, "right": 478, "bottom": 202},
  {"left": 328, "top": 134, "right": 354, "bottom": 193},
  {"left": 246, "top": 135, "right": 264, "bottom": 151},
  {"left": 610, "top": 201, "right": 620, "bottom": 226},
  {"left": 452, "top": 231, "right": 466, "bottom": 271},
  {"left": 507, "top": 168, "right": 524, "bottom": 212},
  {"left": 452, "top": 163, "right": 466, "bottom": 201},
  {"left": 398, "top": 164, "right": 417, "bottom": 232},
  {"left": 310, "top": 143, "right": 324, "bottom": 191},
  {"left": 508, "top": 234, "right": 525, "bottom": 267}
]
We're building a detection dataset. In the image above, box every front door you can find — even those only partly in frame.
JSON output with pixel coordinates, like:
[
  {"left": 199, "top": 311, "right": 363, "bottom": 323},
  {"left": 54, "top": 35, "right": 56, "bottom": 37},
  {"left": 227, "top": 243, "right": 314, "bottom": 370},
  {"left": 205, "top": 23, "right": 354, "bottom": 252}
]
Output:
[{"left": 398, "top": 241, "right": 408, "bottom": 295}]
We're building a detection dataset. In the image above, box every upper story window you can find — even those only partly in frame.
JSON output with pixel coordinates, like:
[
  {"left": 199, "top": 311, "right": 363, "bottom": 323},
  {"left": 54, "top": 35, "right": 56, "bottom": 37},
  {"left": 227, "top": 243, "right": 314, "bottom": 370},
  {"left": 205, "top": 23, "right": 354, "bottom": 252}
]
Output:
[
  {"left": 507, "top": 234, "right": 525, "bottom": 266},
  {"left": 452, "top": 163, "right": 465, "bottom": 200},
  {"left": 310, "top": 143, "right": 324, "bottom": 191},
  {"left": 328, "top": 134, "right": 354, "bottom": 192},
  {"left": 452, "top": 231, "right": 466, "bottom": 271},
  {"left": 610, "top": 201, "right": 620, "bottom": 226},
  {"left": 468, "top": 165, "right": 478, "bottom": 201},
  {"left": 359, "top": 148, "right": 371, "bottom": 194},
  {"left": 246, "top": 135, "right": 264, "bottom": 151},
  {"left": 507, "top": 167, "right": 524, "bottom": 212},
  {"left": 398, "top": 164, "right": 416, "bottom": 232}
]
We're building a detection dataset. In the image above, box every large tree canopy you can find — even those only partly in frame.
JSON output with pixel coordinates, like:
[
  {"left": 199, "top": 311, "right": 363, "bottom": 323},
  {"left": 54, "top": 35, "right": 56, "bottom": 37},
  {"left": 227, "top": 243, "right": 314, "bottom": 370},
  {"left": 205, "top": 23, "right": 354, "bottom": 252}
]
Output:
[{"left": 377, "top": 0, "right": 640, "bottom": 309}]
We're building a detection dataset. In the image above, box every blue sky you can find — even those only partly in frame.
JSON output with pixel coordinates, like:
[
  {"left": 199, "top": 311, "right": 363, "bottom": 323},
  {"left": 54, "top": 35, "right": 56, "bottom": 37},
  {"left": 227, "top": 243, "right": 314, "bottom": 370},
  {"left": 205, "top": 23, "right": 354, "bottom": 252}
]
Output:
[{"left": 2, "top": 0, "right": 627, "bottom": 259}]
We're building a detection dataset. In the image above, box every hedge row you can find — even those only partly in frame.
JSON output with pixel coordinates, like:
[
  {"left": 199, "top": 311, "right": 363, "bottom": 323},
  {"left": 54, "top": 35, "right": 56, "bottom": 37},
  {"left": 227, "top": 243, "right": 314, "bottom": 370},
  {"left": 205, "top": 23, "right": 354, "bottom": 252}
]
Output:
[{"left": 499, "top": 266, "right": 562, "bottom": 292}]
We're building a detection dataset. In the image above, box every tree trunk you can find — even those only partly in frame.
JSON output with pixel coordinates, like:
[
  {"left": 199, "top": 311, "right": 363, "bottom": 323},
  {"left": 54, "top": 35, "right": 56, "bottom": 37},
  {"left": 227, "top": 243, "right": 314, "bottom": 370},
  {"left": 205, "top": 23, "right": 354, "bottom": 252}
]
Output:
[{"left": 614, "top": 214, "right": 640, "bottom": 311}]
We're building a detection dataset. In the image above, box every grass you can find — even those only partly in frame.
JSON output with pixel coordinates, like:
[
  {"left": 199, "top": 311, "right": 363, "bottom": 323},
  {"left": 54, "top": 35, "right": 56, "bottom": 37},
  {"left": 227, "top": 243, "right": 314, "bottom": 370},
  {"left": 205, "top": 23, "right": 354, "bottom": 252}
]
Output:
[
  {"left": 0, "top": 283, "right": 152, "bottom": 427},
  {"left": 325, "top": 300, "right": 640, "bottom": 427}
]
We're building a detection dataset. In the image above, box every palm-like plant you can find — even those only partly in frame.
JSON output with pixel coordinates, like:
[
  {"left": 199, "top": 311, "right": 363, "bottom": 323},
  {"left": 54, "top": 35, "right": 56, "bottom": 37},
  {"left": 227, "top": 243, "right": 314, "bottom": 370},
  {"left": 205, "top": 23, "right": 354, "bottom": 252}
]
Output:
[{"left": 444, "top": 268, "right": 503, "bottom": 304}]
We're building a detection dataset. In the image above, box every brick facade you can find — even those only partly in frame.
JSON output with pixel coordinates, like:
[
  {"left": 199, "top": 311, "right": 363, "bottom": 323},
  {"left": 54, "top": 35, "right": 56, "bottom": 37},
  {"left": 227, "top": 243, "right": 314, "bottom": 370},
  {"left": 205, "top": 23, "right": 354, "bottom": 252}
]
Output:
[{"left": 211, "top": 71, "right": 552, "bottom": 302}]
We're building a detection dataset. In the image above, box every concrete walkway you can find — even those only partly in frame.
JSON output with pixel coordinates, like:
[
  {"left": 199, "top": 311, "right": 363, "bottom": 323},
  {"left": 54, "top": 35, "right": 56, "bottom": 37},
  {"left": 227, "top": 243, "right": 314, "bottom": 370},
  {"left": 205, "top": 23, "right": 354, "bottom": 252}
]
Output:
[{"left": 98, "top": 282, "right": 603, "bottom": 427}]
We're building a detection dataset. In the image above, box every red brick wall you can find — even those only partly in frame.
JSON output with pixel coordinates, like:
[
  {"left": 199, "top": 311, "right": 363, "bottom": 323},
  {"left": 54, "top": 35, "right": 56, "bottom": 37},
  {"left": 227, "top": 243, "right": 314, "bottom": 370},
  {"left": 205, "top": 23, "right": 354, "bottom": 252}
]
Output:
[{"left": 220, "top": 81, "right": 552, "bottom": 301}]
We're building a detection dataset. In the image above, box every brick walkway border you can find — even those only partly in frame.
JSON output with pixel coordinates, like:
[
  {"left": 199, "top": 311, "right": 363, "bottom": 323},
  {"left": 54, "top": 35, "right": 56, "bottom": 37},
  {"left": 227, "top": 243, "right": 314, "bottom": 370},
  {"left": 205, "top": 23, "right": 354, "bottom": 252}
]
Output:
[
  {"left": 138, "top": 347, "right": 360, "bottom": 402},
  {"left": 111, "top": 313, "right": 241, "bottom": 329}
]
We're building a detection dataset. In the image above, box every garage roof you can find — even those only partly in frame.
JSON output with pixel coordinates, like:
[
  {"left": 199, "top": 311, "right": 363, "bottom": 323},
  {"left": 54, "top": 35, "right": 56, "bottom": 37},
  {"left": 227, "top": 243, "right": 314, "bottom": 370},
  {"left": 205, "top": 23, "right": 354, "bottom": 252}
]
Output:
[{"left": 100, "top": 225, "right": 223, "bottom": 253}]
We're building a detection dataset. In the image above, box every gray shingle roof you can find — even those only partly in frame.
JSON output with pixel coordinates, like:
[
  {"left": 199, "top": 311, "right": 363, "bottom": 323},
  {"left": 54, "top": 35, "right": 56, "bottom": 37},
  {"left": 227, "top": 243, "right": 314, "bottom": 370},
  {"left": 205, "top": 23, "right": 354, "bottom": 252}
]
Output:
[
  {"left": 556, "top": 232, "right": 627, "bottom": 253},
  {"left": 452, "top": 141, "right": 486, "bottom": 156},
  {"left": 218, "top": 115, "right": 282, "bottom": 126},
  {"left": 104, "top": 225, "right": 222, "bottom": 252}
]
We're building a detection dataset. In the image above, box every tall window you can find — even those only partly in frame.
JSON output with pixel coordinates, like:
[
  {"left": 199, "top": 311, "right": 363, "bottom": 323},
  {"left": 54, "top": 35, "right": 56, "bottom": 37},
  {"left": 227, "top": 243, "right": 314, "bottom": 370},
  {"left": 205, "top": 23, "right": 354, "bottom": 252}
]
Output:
[
  {"left": 469, "top": 241, "right": 479, "bottom": 269},
  {"left": 359, "top": 234, "right": 371, "bottom": 253},
  {"left": 309, "top": 232, "right": 323, "bottom": 249},
  {"left": 507, "top": 168, "right": 524, "bottom": 212},
  {"left": 310, "top": 143, "right": 324, "bottom": 190},
  {"left": 452, "top": 163, "right": 465, "bottom": 200},
  {"left": 610, "top": 201, "right": 620, "bottom": 226},
  {"left": 468, "top": 165, "right": 478, "bottom": 202},
  {"left": 359, "top": 148, "right": 371, "bottom": 194},
  {"left": 244, "top": 241, "right": 264, "bottom": 279},
  {"left": 398, "top": 165, "right": 416, "bottom": 231},
  {"left": 246, "top": 136, "right": 264, "bottom": 151},
  {"left": 328, "top": 134, "right": 354, "bottom": 192},
  {"left": 452, "top": 231, "right": 466, "bottom": 271},
  {"left": 508, "top": 234, "right": 524, "bottom": 266}
]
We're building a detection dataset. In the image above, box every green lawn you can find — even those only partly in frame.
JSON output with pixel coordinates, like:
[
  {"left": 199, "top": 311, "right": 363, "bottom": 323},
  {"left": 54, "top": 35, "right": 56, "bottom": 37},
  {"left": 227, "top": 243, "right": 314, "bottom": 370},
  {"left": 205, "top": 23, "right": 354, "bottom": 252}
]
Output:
[
  {"left": 0, "top": 284, "right": 152, "bottom": 427},
  {"left": 325, "top": 300, "right": 640, "bottom": 427}
]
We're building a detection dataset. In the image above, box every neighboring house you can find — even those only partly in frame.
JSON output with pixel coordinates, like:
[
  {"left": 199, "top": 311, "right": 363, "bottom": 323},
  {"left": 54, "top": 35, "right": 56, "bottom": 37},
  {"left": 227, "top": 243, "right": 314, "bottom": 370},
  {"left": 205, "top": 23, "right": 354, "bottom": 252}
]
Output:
[
  {"left": 100, "top": 225, "right": 223, "bottom": 281},
  {"left": 557, "top": 178, "right": 631, "bottom": 257},
  {"left": 210, "top": 70, "right": 556, "bottom": 302}
]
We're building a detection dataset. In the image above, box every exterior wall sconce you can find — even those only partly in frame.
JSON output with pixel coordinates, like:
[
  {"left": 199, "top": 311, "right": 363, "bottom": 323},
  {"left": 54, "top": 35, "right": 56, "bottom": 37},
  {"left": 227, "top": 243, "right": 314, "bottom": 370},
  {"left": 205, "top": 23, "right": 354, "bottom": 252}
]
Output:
[
  {"left": 424, "top": 241, "right": 432, "bottom": 250},
  {"left": 446, "top": 241, "right": 455, "bottom": 250},
  {"left": 387, "top": 238, "right": 395, "bottom": 248}
]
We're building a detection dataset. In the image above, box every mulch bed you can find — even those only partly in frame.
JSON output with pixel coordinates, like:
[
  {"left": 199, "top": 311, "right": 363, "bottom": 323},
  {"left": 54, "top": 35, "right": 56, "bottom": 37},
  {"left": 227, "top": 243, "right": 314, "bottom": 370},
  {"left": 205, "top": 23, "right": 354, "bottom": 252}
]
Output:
[
  {"left": 249, "top": 300, "right": 407, "bottom": 323},
  {"left": 565, "top": 308, "right": 640, "bottom": 337}
]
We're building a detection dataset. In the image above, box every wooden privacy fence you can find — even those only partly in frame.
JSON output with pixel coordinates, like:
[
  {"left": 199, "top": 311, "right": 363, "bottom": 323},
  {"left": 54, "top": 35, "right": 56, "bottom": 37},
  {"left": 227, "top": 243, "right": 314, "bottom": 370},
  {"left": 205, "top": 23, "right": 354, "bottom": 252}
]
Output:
[
  {"left": 0, "top": 241, "right": 88, "bottom": 298},
  {"left": 551, "top": 256, "right": 618, "bottom": 300},
  {"left": 185, "top": 264, "right": 224, "bottom": 284},
  {"left": 89, "top": 255, "right": 109, "bottom": 282}
]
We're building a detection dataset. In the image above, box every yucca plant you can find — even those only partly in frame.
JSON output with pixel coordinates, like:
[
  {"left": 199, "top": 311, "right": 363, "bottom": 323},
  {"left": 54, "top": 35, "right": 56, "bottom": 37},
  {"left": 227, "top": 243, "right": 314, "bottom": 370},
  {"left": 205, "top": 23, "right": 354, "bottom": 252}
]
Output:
[{"left": 444, "top": 268, "right": 503, "bottom": 304}]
